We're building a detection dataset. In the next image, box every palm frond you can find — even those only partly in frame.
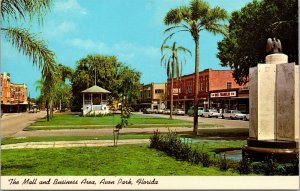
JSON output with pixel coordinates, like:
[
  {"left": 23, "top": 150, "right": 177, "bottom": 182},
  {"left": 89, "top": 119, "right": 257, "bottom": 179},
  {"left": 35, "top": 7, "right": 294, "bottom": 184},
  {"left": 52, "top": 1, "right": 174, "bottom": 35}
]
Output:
[
  {"left": 177, "top": 46, "right": 192, "bottom": 56},
  {"left": 190, "top": 0, "right": 209, "bottom": 21},
  {"left": 3, "top": 27, "right": 56, "bottom": 77},
  {"left": 164, "top": 7, "right": 184, "bottom": 25},
  {"left": 207, "top": 6, "right": 228, "bottom": 23},
  {"left": 1, "top": 0, "right": 52, "bottom": 23},
  {"left": 205, "top": 23, "right": 228, "bottom": 36}
]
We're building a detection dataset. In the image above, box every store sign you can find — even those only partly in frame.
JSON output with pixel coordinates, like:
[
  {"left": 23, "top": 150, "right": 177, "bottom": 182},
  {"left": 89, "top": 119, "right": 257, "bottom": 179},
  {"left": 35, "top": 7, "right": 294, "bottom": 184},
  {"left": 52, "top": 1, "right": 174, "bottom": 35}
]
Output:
[
  {"left": 173, "top": 88, "right": 181, "bottom": 95},
  {"left": 210, "top": 91, "right": 236, "bottom": 98}
]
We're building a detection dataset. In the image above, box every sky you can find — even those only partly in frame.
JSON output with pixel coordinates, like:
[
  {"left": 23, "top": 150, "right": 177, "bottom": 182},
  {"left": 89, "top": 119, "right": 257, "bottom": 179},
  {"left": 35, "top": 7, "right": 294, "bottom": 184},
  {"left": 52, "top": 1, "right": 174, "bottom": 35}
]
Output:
[{"left": 2, "top": 0, "right": 252, "bottom": 98}]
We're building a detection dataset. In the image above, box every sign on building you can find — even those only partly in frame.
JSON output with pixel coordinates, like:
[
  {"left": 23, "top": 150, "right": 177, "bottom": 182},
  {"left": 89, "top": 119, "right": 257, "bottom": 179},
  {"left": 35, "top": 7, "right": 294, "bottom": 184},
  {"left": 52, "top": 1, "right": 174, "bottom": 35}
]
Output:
[{"left": 210, "top": 91, "right": 237, "bottom": 98}]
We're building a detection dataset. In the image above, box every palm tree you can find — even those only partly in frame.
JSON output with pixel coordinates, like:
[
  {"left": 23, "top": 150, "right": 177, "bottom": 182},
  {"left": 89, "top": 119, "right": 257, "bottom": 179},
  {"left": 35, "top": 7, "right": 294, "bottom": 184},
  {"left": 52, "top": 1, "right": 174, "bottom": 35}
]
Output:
[
  {"left": 35, "top": 69, "right": 57, "bottom": 121},
  {"left": 161, "top": 41, "right": 191, "bottom": 119},
  {"left": 163, "top": 0, "right": 228, "bottom": 134},
  {"left": 1, "top": 0, "right": 56, "bottom": 81}
]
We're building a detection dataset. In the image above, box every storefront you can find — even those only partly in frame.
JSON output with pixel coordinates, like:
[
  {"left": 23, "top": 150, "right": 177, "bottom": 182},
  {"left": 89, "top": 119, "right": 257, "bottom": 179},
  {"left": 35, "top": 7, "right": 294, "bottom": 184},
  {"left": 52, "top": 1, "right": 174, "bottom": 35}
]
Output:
[{"left": 209, "top": 88, "right": 249, "bottom": 113}]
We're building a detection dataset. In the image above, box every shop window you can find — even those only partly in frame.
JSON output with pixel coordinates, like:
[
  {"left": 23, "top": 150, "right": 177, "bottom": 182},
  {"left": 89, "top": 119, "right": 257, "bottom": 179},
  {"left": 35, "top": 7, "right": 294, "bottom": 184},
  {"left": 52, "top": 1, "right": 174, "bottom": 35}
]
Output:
[
  {"left": 155, "top": 89, "right": 164, "bottom": 94},
  {"left": 227, "top": 82, "right": 232, "bottom": 89}
]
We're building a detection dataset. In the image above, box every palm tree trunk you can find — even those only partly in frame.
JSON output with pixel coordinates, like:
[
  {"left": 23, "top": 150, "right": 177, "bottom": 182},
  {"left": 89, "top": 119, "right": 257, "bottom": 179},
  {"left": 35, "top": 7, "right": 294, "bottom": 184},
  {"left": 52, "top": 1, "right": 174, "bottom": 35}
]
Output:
[
  {"left": 46, "top": 100, "right": 49, "bottom": 121},
  {"left": 170, "top": 62, "right": 174, "bottom": 120},
  {"left": 193, "top": 38, "right": 199, "bottom": 135}
]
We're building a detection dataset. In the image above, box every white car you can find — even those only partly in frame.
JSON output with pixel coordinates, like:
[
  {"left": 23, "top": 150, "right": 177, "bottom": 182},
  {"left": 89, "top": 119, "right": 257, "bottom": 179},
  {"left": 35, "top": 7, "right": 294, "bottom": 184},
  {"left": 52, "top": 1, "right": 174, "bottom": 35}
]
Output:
[
  {"left": 163, "top": 109, "right": 170, "bottom": 115},
  {"left": 202, "top": 109, "right": 220, "bottom": 118},
  {"left": 222, "top": 110, "right": 246, "bottom": 120},
  {"left": 174, "top": 109, "right": 185, "bottom": 115}
]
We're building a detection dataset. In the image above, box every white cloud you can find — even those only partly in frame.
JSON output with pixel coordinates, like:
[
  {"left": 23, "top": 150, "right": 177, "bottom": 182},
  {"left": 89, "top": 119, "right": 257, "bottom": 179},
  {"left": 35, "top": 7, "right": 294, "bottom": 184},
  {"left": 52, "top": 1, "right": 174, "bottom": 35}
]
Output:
[
  {"left": 57, "top": 21, "right": 77, "bottom": 33},
  {"left": 65, "top": 38, "right": 160, "bottom": 62},
  {"left": 42, "top": 20, "right": 77, "bottom": 38},
  {"left": 54, "top": 0, "right": 88, "bottom": 15},
  {"left": 66, "top": 38, "right": 107, "bottom": 51}
]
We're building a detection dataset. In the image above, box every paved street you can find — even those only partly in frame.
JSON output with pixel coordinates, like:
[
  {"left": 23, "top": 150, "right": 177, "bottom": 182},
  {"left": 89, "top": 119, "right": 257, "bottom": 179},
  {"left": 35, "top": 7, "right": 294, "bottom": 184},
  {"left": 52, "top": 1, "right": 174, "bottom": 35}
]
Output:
[
  {"left": 1, "top": 111, "right": 47, "bottom": 138},
  {"left": 137, "top": 112, "right": 249, "bottom": 129},
  {"left": 1, "top": 111, "right": 248, "bottom": 138}
]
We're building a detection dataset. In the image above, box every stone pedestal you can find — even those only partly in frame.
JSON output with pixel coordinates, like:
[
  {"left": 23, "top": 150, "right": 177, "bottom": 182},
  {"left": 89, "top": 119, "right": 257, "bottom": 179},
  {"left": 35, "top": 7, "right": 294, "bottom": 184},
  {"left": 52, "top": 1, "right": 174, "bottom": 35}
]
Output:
[{"left": 243, "top": 53, "right": 299, "bottom": 161}]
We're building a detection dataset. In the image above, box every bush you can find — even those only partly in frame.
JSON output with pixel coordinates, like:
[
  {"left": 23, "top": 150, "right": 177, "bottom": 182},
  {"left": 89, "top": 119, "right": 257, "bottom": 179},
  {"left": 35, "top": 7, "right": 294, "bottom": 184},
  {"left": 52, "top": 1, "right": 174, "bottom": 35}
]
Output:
[
  {"left": 149, "top": 131, "right": 299, "bottom": 175},
  {"left": 218, "top": 154, "right": 228, "bottom": 171},
  {"left": 238, "top": 157, "right": 251, "bottom": 174}
]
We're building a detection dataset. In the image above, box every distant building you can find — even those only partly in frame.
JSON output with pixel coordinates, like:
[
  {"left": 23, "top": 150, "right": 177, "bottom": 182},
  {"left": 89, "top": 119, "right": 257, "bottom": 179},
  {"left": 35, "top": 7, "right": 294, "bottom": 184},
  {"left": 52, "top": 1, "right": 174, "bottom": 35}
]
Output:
[
  {"left": 166, "top": 69, "right": 249, "bottom": 113},
  {"left": 140, "top": 83, "right": 166, "bottom": 110},
  {"left": 1, "top": 72, "right": 28, "bottom": 113}
]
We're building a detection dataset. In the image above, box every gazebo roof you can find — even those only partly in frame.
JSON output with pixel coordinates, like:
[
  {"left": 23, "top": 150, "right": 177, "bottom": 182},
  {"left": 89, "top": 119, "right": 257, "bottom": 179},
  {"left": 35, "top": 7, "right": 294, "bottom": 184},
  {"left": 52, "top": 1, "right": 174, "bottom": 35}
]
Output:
[{"left": 81, "top": 85, "right": 111, "bottom": 94}]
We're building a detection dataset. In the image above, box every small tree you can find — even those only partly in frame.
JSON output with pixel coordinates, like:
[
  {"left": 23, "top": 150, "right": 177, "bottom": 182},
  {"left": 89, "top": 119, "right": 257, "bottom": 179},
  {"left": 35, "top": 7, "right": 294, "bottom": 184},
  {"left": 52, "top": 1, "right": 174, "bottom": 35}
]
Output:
[{"left": 161, "top": 42, "right": 191, "bottom": 119}]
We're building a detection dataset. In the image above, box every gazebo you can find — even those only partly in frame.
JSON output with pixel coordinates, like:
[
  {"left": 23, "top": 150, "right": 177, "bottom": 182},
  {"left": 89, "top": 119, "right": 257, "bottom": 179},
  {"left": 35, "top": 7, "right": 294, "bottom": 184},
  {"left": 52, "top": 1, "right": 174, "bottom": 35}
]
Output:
[{"left": 81, "top": 85, "right": 111, "bottom": 116}]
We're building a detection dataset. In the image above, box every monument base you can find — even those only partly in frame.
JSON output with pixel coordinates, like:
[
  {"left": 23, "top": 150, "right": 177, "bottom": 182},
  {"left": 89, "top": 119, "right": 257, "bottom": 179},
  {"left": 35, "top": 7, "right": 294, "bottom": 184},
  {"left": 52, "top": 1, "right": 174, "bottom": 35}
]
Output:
[{"left": 242, "top": 138, "right": 298, "bottom": 162}]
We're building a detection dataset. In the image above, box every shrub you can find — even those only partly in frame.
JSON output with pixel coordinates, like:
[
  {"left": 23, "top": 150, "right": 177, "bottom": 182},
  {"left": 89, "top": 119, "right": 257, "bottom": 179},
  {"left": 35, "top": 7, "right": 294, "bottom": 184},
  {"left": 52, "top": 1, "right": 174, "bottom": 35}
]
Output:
[
  {"left": 238, "top": 157, "right": 251, "bottom": 174},
  {"left": 201, "top": 152, "right": 211, "bottom": 167},
  {"left": 219, "top": 154, "right": 228, "bottom": 171}
]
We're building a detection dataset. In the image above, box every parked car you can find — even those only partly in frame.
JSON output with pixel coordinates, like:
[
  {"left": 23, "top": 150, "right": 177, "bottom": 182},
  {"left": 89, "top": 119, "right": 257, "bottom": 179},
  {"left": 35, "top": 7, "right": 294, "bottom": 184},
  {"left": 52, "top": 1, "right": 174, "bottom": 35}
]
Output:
[
  {"left": 202, "top": 109, "right": 221, "bottom": 118},
  {"left": 222, "top": 110, "right": 246, "bottom": 120},
  {"left": 143, "top": 108, "right": 153, "bottom": 114},
  {"left": 174, "top": 108, "right": 185, "bottom": 115},
  {"left": 163, "top": 109, "right": 171, "bottom": 115},
  {"left": 243, "top": 114, "right": 250, "bottom": 121},
  {"left": 157, "top": 109, "right": 164, "bottom": 114},
  {"left": 187, "top": 106, "right": 204, "bottom": 116}
]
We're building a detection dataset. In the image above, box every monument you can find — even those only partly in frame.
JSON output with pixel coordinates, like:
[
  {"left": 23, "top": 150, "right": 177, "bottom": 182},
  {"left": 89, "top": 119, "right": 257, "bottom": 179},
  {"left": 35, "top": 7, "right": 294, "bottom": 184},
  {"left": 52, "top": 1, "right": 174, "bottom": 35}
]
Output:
[{"left": 242, "top": 38, "right": 299, "bottom": 161}]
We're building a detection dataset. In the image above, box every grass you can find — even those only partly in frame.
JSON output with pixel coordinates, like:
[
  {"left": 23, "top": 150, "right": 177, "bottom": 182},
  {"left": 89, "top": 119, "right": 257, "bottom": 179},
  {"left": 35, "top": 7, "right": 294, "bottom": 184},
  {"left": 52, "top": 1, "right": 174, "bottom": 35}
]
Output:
[
  {"left": 1, "top": 144, "right": 239, "bottom": 176},
  {"left": 31, "top": 114, "right": 190, "bottom": 126},
  {"left": 25, "top": 114, "right": 222, "bottom": 130},
  {"left": 2, "top": 128, "right": 247, "bottom": 145},
  {"left": 1, "top": 134, "right": 152, "bottom": 145}
]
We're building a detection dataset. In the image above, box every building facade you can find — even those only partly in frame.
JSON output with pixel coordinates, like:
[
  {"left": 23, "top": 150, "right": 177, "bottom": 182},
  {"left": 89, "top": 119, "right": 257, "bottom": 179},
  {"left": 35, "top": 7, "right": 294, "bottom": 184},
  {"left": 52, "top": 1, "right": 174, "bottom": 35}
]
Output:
[
  {"left": 140, "top": 83, "right": 166, "bottom": 110},
  {"left": 1, "top": 72, "right": 28, "bottom": 113},
  {"left": 166, "top": 69, "right": 249, "bottom": 113}
]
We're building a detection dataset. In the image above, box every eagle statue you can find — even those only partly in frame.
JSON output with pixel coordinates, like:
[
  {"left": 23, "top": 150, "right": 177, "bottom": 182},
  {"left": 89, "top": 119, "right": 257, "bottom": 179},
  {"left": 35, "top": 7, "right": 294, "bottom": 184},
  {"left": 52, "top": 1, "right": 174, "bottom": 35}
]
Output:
[{"left": 266, "top": 38, "right": 282, "bottom": 54}]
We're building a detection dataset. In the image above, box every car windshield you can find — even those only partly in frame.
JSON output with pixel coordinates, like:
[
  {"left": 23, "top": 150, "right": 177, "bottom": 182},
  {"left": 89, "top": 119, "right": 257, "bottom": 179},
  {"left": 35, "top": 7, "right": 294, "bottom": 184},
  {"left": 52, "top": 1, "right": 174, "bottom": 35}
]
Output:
[{"left": 233, "top": 110, "right": 241, "bottom": 114}]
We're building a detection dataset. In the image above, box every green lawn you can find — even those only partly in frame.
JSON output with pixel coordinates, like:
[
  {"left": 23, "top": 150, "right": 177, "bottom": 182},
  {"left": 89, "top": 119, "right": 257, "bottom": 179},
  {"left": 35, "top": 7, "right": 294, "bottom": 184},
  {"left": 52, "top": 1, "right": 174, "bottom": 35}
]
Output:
[
  {"left": 31, "top": 114, "right": 190, "bottom": 126},
  {"left": 25, "top": 114, "right": 222, "bottom": 130},
  {"left": 1, "top": 144, "right": 239, "bottom": 176}
]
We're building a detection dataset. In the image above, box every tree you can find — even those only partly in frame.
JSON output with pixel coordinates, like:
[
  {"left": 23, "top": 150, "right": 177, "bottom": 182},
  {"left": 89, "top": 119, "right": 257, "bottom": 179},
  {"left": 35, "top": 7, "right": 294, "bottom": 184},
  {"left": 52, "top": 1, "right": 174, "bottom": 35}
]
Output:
[
  {"left": 161, "top": 41, "right": 191, "bottom": 119},
  {"left": 163, "top": 0, "right": 228, "bottom": 134},
  {"left": 52, "top": 64, "right": 73, "bottom": 112},
  {"left": 35, "top": 75, "right": 55, "bottom": 121},
  {"left": 217, "top": 0, "right": 298, "bottom": 85},
  {"left": 1, "top": 0, "right": 56, "bottom": 80},
  {"left": 71, "top": 54, "right": 141, "bottom": 112}
]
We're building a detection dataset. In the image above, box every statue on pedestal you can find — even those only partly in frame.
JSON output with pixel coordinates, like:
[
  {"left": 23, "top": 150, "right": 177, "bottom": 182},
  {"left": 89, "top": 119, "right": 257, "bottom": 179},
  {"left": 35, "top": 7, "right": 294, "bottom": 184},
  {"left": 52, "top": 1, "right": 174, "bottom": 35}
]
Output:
[{"left": 266, "top": 38, "right": 282, "bottom": 54}]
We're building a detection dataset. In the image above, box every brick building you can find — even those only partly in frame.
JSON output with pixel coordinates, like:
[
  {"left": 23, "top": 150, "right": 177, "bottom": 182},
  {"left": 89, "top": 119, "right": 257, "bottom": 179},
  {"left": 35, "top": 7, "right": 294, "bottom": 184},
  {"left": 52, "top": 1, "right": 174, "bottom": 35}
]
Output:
[
  {"left": 1, "top": 72, "right": 28, "bottom": 113},
  {"left": 166, "top": 69, "right": 249, "bottom": 113},
  {"left": 140, "top": 83, "right": 166, "bottom": 110}
]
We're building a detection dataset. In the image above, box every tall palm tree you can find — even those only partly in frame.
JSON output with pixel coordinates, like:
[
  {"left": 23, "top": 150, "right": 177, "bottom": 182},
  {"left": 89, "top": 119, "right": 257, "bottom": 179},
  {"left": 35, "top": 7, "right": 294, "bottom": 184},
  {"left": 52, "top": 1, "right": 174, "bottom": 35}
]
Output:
[
  {"left": 161, "top": 41, "right": 191, "bottom": 119},
  {"left": 163, "top": 0, "right": 228, "bottom": 134},
  {"left": 1, "top": 0, "right": 56, "bottom": 81}
]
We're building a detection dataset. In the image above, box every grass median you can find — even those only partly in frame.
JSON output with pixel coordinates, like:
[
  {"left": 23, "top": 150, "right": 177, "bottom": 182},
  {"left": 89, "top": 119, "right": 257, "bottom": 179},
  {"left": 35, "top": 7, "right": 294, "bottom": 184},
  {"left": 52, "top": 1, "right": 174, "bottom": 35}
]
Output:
[{"left": 25, "top": 114, "right": 222, "bottom": 130}]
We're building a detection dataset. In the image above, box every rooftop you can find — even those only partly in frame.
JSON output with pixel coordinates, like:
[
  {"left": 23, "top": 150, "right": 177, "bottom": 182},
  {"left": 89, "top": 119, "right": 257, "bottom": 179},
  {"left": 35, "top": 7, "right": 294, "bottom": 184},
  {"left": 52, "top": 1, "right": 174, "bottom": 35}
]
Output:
[{"left": 82, "top": 85, "right": 111, "bottom": 94}]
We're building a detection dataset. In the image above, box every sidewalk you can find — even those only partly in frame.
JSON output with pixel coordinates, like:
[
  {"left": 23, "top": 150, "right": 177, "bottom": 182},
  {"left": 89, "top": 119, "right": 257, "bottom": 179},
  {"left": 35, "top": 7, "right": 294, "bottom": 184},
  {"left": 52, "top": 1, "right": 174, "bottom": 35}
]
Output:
[{"left": 1, "top": 139, "right": 150, "bottom": 150}]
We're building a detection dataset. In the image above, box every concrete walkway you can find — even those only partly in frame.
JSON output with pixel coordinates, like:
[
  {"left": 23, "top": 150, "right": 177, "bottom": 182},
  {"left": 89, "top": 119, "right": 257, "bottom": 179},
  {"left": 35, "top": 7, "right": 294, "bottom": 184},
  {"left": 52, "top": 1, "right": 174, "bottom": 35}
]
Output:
[{"left": 1, "top": 139, "right": 150, "bottom": 150}]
